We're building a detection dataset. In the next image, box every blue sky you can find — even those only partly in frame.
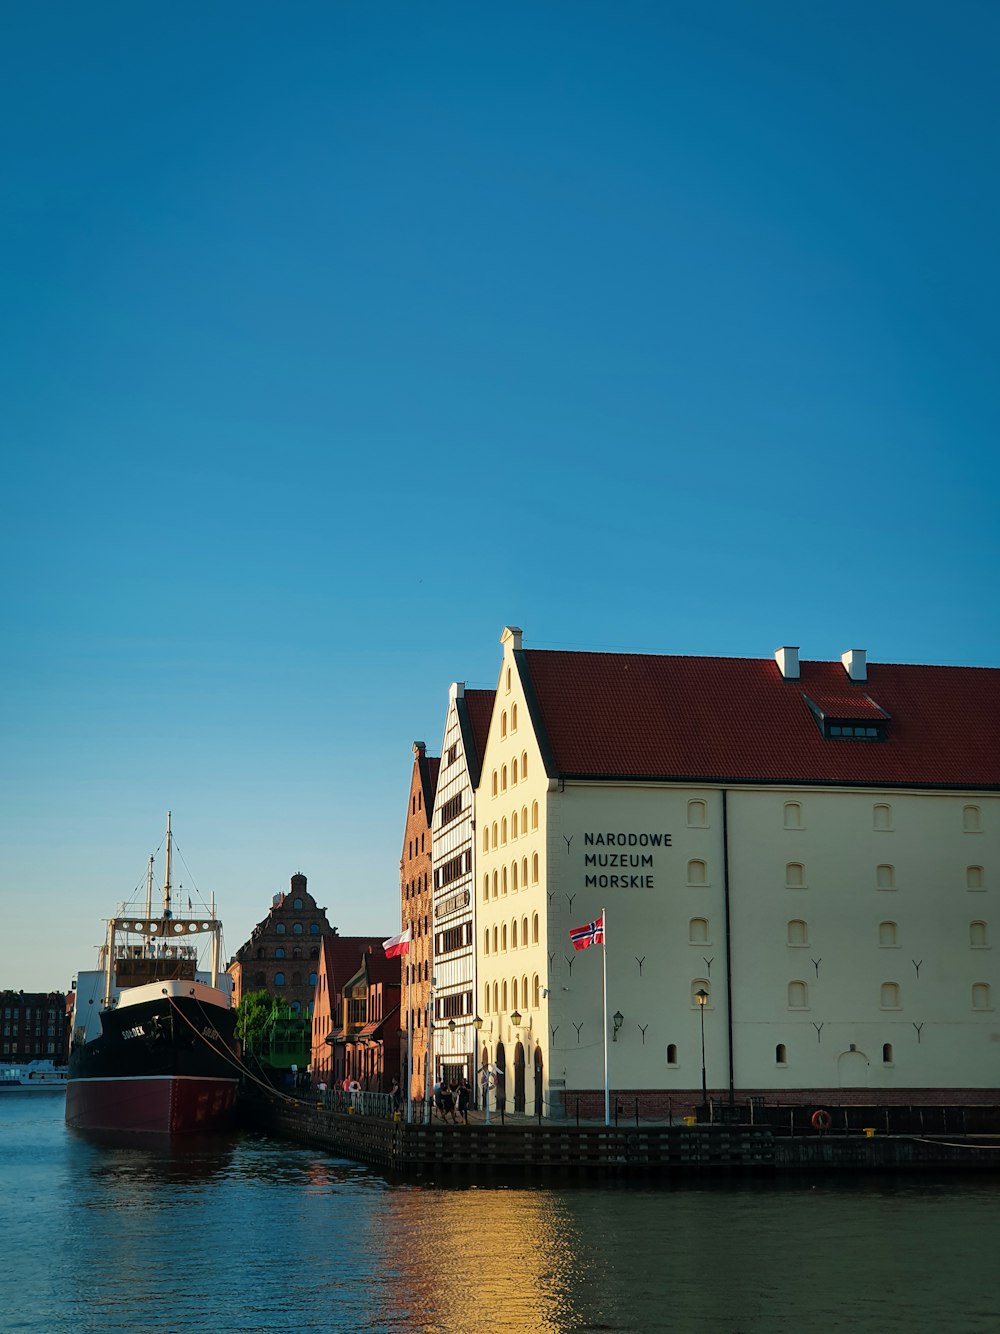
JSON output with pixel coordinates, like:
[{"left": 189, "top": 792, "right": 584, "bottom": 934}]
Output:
[{"left": 2, "top": 3, "right": 998, "bottom": 993}]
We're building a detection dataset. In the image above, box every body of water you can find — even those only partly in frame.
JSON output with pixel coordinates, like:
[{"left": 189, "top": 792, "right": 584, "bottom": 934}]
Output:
[{"left": 2, "top": 1094, "right": 999, "bottom": 1333}]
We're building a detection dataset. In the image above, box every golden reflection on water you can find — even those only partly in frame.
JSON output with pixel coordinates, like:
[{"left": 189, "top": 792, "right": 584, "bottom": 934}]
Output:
[{"left": 372, "top": 1183, "right": 583, "bottom": 1333}]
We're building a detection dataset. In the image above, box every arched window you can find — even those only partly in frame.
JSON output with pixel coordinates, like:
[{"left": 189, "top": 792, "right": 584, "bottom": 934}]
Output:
[
  {"left": 532, "top": 912, "right": 539, "bottom": 945},
  {"left": 880, "top": 982, "right": 901, "bottom": 1009},
  {"left": 970, "top": 921, "right": 989, "bottom": 948},
  {"left": 292, "top": 923, "right": 303, "bottom": 935},
  {"left": 521, "top": 805, "right": 528, "bottom": 833},
  {"left": 511, "top": 919, "right": 518, "bottom": 949},
  {"left": 291, "top": 1000, "right": 301, "bottom": 1014},
  {"left": 275, "top": 946, "right": 285, "bottom": 959},
  {"left": 688, "top": 917, "right": 709, "bottom": 944},
  {"left": 274, "top": 972, "right": 285, "bottom": 987},
  {"left": 309, "top": 923, "right": 319, "bottom": 935},
  {"left": 882, "top": 1043, "right": 893, "bottom": 1064},
  {"left": 964, "top": 804, "right": 982, "bottom": 833},
  {"left": 492, "top": 770, "right": 498, "bottom": 798},
  {"left": 972, "top": 983, "right": 992, "bottom": 1010},
  {"left": 483, "top": 875, "right": 489, "bottom": 903},
  {"left": 876, "top": 864, "right": 896, "bottom": 891},
  {"left": 483, "top": 828, "right": 489, "bottom": 853},
  {"left": 511, "top": 978, "right": 518, "bottom": 1009},
  {"left": 873, "top": 803, "right": 893, "bottom": 831},
  {"left": 501, "top": 818, "right": 508, "bottom": 845},
  {"left": 484, "top": 985, "right": 491, "bottom": 1014},
  {"left": 501, "top": 924, "right": 508, "bottom": 951},
  {"left": 293, "top": 898, "right": 303, "bottom": 910},
  {"left": 775, "top": 1044, "right": 787, "bottom": 1065},
  {"left": 783, "top": 802, "right": 803, "bottom": 830},
  {"left": 291, "top": 971, "right": 302, "bottom": 987},
  {"left": 501, "top": 711, "right": 507, "bottom": 738},
  {"left": 785, "top": 862, "right": 805, "bottom": 889},
  {"left": 687, "top": 799, "right": 707, "bottom": 827},
  {"left": 484, "top": 930, "right": 490, "bottom": 956},
  {"left": 511, "top": 809, "right": 518, "bottom": 838},
  {"left": 532, "top": 974, "right": 540, "bottom": 1007},
  {"left": 687, "top": 860, "right": 707, "bottom": 886},
  {"left": 492, "top": 870, "right": 498, "bottom": 899},
  {"left": 492, "top": 821, "right": 498, "bottom": 848},
  {"left": 511, "top": 860, "right": 519, "bottom": 892},
  {"left": 292, "top": 946, "right": 302, "bottom": 959},
  {"left": 787, "top": 980, "right": 808, "bottom": 1009},
  {"left": 666, "top": 1044, "right": 678, "bottom": 1066},
  {"left": 878, "top": 921, "right": 898, "bottom": 947},
  {"left": 531, "top": 801, "right": 539, "bottom": 830},
  {"left": 501, "top": 765, "right": 508, "bottom": 792},
  {"left": 511, "top": 757, "right": 518, "bottom": 785},
  {"left": 493, "top": 981, "right": 498, "bottom": 1012},
  {"left": 521, "top": 856, "right": 528, "bottom": 887},
  {"left": 505, "top": 666, "right": 511, "bottom": 693},
  {"left": 522, "top": 916, "right": 529, "bottom": 946},
  {"left": 502, "top": 980, "right": 508, "bottom": 1011},
  {"left": 521, "top": 752, "right": 528, "bottom": 778},
  {"left": 492, "top": 926, "right": 498, "bottom": 954},
  {"left": 787, "top": 919, "right": 808, "bottom": 946},
  {"left": 310, "top": 947, "right": 319, "bottom": 960},
  {"left": 502, "top": 866, "right": 508, "bottom": 895},
  {"left": 308, "top": 972, "right": 317, "bottom": 987},
  {"left": 512, "top": 703, "right": 518, "bottom": 732},
  {"left": 968, "top": 866, "right": 985, "bottom": 891},
  {"left": 276, "top": 923, "right": 286, "bottom": 935},
  {"left": 531, "top": 853, "right": 539, "bottom": 884},
  {"left": 522, "top": 974, "right": 528, "bottom": 1008}
]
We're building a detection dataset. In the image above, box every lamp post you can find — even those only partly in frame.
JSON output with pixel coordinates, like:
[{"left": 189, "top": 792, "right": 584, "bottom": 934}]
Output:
[
  {"left": 473, "top": 1014, "right": 489, "bottom": 1124},
  {"left": 695, "top": 988, "right": 709, "bottom": 1117},
  {"left": 612, "top": 1010, "right": 624, "bottom": 1042}
]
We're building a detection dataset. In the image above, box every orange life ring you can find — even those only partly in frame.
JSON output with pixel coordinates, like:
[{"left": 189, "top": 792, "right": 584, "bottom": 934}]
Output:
[{"left": 811, "top": 1108, "right": 832, "bottom": 1131}]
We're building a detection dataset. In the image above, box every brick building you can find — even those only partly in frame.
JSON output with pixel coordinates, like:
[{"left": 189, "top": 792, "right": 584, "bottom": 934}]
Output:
[
  {"left": 400, "top": 740, "right": 439, "bottom": 1101},
  {"left": 1, "top": 991, "right": 69, "bottom": 1064},
  {"left": 320, "top": 948, "right": 401, "bottom": 1093},
  {"left": 228, "top": 873, "right": 334, "bottom": 1017},
  {"left": 311, "top": 933, "right": 386, "bottom": 1086}
]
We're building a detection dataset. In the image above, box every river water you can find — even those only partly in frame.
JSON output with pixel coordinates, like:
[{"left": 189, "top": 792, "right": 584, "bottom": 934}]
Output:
[{"left": 3, "top": 1094, "right": 999, "bottom": 1333}]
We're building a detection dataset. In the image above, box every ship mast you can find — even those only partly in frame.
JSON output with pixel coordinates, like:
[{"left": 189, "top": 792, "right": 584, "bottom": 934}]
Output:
[{"left": 163, "top": 810, "right": 173, "bottom": 920}]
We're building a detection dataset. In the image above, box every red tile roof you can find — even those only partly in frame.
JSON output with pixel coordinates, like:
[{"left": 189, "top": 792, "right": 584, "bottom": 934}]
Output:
[{"left": 518, "top": 650, "right": 1000, "bottom": 789}]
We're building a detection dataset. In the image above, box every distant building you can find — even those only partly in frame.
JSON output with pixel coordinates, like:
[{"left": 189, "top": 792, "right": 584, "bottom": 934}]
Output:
[
  {"left": 310, "top": 933, "right": 386, "bottom": 1086},
  {"left": 324, "top": 949, "right": 401, "bottom": 1093},
  {"left": 227, "top": 873, "right": 333, "bottom": 1017},
  {"left": 429, "top": 682, "right": 492, "bottom": 1094},
  {"left": 399, "top": 741, "right": 439, "bottom": 1101},
  {"left": 1, "top": 991, "right": 69, "bottom": 1064}
]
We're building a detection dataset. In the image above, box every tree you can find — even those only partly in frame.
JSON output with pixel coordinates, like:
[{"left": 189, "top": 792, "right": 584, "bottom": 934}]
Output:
[{"left": 235, "top": 990, "right": 276, "bottom": 1060}]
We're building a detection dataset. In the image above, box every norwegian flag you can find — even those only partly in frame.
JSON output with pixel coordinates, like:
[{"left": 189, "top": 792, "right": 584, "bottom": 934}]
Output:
[{"left": 569, "top": 914, "right": 605, "bottom": 951}]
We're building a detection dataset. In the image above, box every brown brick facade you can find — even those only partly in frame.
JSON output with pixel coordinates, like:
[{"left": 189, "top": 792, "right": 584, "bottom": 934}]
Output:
[
  {"left": 1, "top": 990, "right": 69, "bottom": 1064},
  {"left": 228, "top": 873, "right": 334, "bottom": 1016},
  {"left": 400, "top": 741, "right": 439, "bottom": 1101}
]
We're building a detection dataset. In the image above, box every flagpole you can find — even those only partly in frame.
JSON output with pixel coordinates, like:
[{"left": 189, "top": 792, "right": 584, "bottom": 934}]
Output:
[{"left": 602, "top": 906, "right": 609, "bottom": 1126}]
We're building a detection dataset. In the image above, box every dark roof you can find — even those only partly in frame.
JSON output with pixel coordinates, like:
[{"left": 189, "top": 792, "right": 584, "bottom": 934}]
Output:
[
  {"left": 517, "top": 650, "right": 1000, "bottom": 789},
  {"left": 319, "top": 936, "right": 383, "bottom": 996},
  {"left": 458, "top": 688, "right": 494, "bottom": 787}
]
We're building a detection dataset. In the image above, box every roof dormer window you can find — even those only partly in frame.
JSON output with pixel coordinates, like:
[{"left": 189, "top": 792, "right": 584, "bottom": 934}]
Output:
[{"left": 803, "top": 693, "right": 888, "bottom": 741}]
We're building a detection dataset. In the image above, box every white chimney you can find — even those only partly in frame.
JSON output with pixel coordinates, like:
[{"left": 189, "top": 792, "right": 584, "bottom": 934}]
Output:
[
  {"left": 775, "top": 646, "right": 800, "bottom": 680},
  {"left": 841, "top": 649, "right": 867, "bottom": 682},
  {"left": 501, "top": 625, "right": 523, "bottom": 651}
]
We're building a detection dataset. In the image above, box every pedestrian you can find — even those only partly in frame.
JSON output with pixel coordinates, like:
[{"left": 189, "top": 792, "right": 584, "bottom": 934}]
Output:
[
  {"left": 433, "top": 1078, "right": 445, "bottom": 1121},
  {"left": 457, "top": 1077, "right": 470, "bottom": 1125},
  {"left": 390, "top": 1076, "right": 400, "bottom": 1112},
  {"left": 441, "top": 1080, "right": 458, "bottom": 1124}
]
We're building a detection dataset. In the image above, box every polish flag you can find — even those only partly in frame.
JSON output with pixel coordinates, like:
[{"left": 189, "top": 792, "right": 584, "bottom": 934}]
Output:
[{"left": 382, "top": 927, "right": 412, "bottom": 958}]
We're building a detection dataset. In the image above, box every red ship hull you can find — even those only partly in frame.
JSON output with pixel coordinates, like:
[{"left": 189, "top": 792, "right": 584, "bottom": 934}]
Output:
[{"left": 65, "top": 1075, "right": 238, "bottom": 1135}]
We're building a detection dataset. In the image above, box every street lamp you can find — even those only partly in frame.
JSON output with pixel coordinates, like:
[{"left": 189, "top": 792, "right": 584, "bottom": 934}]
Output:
[
  {"left": 510, "top": 1009, "right": 522, "bottom": 1030},
  {"left": 695, "top": 988, "right": 709, "bottom": 1114},
  {"left": 612, "top": 1010, "right": 624, "bottom": 1042},
  {"left": 473, "top": 1014, "right": 490, "bottom": 1124}
]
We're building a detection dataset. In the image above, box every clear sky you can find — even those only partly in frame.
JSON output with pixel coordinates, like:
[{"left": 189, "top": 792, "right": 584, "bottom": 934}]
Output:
[{"left": 2, "top": 3, "right": 998, "bottom": 994}]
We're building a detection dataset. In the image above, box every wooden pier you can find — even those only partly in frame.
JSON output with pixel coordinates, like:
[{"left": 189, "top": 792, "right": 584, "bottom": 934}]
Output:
[{"left": 239, "top": 1090, "right": 1000, "bottom": 1179}]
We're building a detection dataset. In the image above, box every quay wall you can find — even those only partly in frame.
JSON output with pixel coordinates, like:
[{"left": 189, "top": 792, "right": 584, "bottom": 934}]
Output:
[{"left": 238, "top": 1093, "right": 1000, "bottom": 1179}]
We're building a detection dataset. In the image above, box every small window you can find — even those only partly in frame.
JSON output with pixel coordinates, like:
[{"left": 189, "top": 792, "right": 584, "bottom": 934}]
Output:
[
  {"left": 532, "top": 912, "right": 539, "bottom": 945},
  {"left": 522, "top": 856, "right": 528, "bottom": 887},
  {"left": 492, "top": 871, "right": 498, "bottom": 899},
  {"left": 970, "top": 921, "right": 989, "bottom": 948},
  {"left": 492, "top": 926, "right": 498, "bottom": 953},
  {"left": 785, "top": 862, "right": 805, "bottom": 889},
  {"left": 483, "top": 828, "right": 489, "bottom": 853},
  {"left": 492, "top": 771, "right": 498, "bottom": 798},
  {"left": 501, "top": 765, "right": 508, "bottom": 792},
  {"left": 788, "top": 981, "right": 808, "bottom": 1009},
  {"left": 511, "top": 860, "right": 519, "bottom": 892},
  {"left": 967, "top": 866, "right": 985, "bottom": 891},
  {"left": 501, "top": 817, "right": 508, "bottom": 845},
  {"left": 882, "top": 1043, "right": 893, "bottom": 1064},
  {"left": 972, "top": 983, "right": 992, "bottom": 1010},
  {"left": 687, "top": 859, "right": 708, "bottom": 886},
  {"left": 688, "top": 917, "right": 709, "bottom": 944},
  {"left": 484, "top": 986, "right": 491, "bottom": 1015},
  {"left": 482, "top": 875, "right": 489, "bottom": 903},
  {"left": 309, "top": 923, "right": 319, "bottom": 935},
  {"left": 876, "top": 864, "right": 896, "bottom": 891},
  {"left": 276, "top": 923, "right": 286, "bottom": 935},
  {"left": 512, "top": 703, "right": 518, "bottom": 732},
  {"left": 484, "top": 930, "right": 490, "bottom": 956},
  {"left": 501, "top": 866, "right": 508, "bottom": 895},
  {"left": 531, "top": 853, "right": 539, "bottom": 884},
  {"left": 687, "top": 799, "right": 708, "bottom": 828},
  {"left": 522, "top": 915, "right": 529, "bottom": 946},
  {"left": 531, "top": 800, "right": 539, "bottom": 830},
  {"left": 292, "top": 923, "right": 303, "bottom": 936},
  {"left": 784, "top": 802, "right": 803, "bottom": 830},
  {"left": 501, "top": 711, "right": 507, "bottom": 738},
  {"left": 964, "top": 805, "right": 982, "bottom": 834},
  {"left": 521, "top": 805, "right": 528, "bottom": 833},
  {"left": 873, "top": 803, "right": 893, "bottom": 831},
  {"left": 501, "top": 924, "right": 508, "bottom": 951},
  {"left": 511, "top": 919, "right": 518, "bottom": 949},
  {"left": 275, "top": 947, "right": 285, "bottom": 959},
  {"left": 505, "top": 666, "right": 511, "bottom": 693},
  {"left": 522, "top": 752, "right": 528, "bottom": 779},
  {"left": 775, "top": 1043, "right": 787, "bottom": 1065},
  {"left": 492, "top": 821, "right": 498, "bottom": 848},
  {"left": 666, "top": 1043, "right": 678, "bottom": 1066},
  {"left": 274, "top": 972, "right": 285, "bottom": 987},
  {"left": 878, "top": 921, "right": 898, "bottom": 947},
  {"left": 787, "top": 919, "right": 808, "bottom": 946},
  {"left": 511, "top": 757, "right": 518, "bottom": 785},
  {"left": 880, "top": 982, "right": 901, "bottom": 1009},
  {"left": 532, "top": 975, "right": 540, "bottom": 1007},
  {"left": 293, "top": 898, "right": 303, "bottom": 910}
]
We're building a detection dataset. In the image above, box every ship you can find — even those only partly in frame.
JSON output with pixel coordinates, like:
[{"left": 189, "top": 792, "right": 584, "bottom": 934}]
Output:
[
  {"left": 66, "top": 814, "right": 239, "bottom": 1135},
  {"left": 0, "top": 1060, "right": 68, "bottom": 1092}
]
